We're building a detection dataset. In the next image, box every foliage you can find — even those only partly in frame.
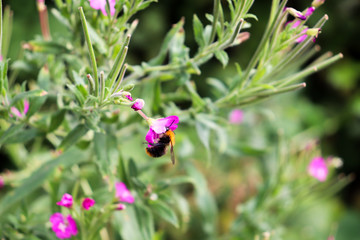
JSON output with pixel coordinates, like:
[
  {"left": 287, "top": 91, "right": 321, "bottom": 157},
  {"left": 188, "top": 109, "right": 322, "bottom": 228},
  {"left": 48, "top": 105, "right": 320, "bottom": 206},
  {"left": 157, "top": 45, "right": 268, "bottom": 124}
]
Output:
[{"left": 0, "top": 0, "right": 349, "bottom": 239}]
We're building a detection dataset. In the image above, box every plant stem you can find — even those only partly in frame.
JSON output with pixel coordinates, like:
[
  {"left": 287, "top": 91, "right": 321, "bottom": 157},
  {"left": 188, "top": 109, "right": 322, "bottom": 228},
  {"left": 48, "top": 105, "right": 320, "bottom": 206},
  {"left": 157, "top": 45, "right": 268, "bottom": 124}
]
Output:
[{"left": 79, "top": 7, "right": 98, "bottom": 97}]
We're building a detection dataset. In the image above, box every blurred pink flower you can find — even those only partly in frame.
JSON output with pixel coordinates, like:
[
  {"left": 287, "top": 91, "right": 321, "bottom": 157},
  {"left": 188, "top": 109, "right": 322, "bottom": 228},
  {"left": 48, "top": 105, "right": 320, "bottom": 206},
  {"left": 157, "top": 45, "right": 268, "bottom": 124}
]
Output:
[
  {"left": 56, "top": 193, "right": 73, "bottom": 208},
  {"left": 131, "top": 99, "right": 145, "bottom": 111},
  {"left": 125, "top": 94, "right": 133, "bottom": 101},
  {"left": 117, "top": 203, "right": 126, "bottom": 210},
  {"left": 49, "top": 213, "right": 78, "bottom": 239},
  {"left": 82, "top": 198, "right": 95, "bottom": 210},
  {"left": 88, "top": 0, "right": 116, "bottom": 16},
  {"left": 10, "top": 100, "right": 29, "bottom": 118},
  {"left": 229, "top": 109, "right": 244, "bottom": 124},
  {"left": 0, "top": 177, "right": 4, "bottom": 189},
  {"left": 308, "top": 157, "right": 328, "bottom": 181},
  {"left": 115, "top": 182, "right": 134, "bottom": 204}
]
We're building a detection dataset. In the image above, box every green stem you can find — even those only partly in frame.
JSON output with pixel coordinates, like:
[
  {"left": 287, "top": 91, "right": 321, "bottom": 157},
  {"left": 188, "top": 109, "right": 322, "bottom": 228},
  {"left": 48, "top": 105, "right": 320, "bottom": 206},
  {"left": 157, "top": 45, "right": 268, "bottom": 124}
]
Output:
[
  {"left": 276, "top": 53, "right": 343, "bottom": 87},
  {"left": 79, "top": 7, "right": 98, "bottom": 97},
  {"left": 241, "top": 0, "right": 288, "bottom": 89},
  {"left": 209, "top": 0, "right": 220, "bottom": 44},
  {"left": 0, "top": 0, "right": 3, "bottom": 55}
]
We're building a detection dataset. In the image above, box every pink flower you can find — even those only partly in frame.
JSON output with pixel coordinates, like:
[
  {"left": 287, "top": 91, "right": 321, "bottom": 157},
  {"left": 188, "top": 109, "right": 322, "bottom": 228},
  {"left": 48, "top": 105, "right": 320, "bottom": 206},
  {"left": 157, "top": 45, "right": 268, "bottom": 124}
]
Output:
[
  {"left": 10, "top": 100, "right": 29, "bottom": 118},
  {"left": 56, "top": 193, "right": 73, "bottom": 208},
  {"left": 145, "top": 115, "right": 179, "bottom": 145},
  {"left": 82, "top": 198, "right": 95, "bottom": 210},
  {"left": 125, "top": 94, "right": 133, "bottom": 101},
  {"left": 0, "top": 177, "right": 4, "bottom": 189},
  {"left": 116, "top": 203, "right": 126, "bottom": 210},
  {"left": 49, "top": 213, "right": 78, "bottom": 239},
  {"left": 88, "top": 0, "right": 116, "bottom": 16},
  {"left": 308, "top": 157, "right": 328, "bottom": 182},
  {"left": 296, "top": 28, "right": 308, "bottom": 43},
  {"left": 131, "top": 99, "right": 145, "bottom": 111},
  {"left": 115, "top": 182, "right": 135, "bottom": 204},
  {"left": 229, "top": 109, "right": 244, "bottom": 124}
]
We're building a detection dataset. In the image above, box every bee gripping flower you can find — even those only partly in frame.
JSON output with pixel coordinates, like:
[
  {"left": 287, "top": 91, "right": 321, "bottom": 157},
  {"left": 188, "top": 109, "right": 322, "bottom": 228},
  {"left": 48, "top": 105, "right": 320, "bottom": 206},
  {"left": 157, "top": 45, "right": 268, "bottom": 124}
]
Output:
[
  {"left": 56, "top": 193, "right": 73, "bottom": 208},
  {"left": 308, "top": 157, "right": 328, "bottom": 182},
  {"left": 88, "top": 0, "right": 116, "bottom": 16},
  {"left": 82, "top": 198, "right": 95, "bottom": 210},
  {"left": 115, "top": 182, "right": 135, "bottom": 204},
  {"left": 145, "top": 115, "right": 179, "bottom": 144},
  {"left": 49, "top": 213, "right": 78, "bottom": 239}
]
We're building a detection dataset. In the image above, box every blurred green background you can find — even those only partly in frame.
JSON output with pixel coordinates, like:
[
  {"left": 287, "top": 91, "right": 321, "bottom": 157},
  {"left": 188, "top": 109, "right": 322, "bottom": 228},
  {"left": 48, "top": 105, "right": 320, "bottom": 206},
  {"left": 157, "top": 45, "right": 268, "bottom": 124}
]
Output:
[{"left": 1, "top": 0, "right": 360, "bottom": 238}]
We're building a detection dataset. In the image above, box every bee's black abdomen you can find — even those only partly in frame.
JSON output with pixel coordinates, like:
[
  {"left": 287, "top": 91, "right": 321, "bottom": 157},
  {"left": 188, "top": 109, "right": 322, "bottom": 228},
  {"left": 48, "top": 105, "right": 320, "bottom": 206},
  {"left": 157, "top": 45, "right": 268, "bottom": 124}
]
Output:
[{"left": 145, "top": 144, "right": 167, "bottom": 158}]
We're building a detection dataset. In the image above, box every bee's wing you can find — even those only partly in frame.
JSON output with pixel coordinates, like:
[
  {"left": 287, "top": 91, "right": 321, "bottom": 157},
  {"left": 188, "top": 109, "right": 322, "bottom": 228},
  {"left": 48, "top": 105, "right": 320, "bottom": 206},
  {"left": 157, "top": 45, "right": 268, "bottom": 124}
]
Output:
[{"left": 170, "top": 142, "right": 175, "bottom": 165}]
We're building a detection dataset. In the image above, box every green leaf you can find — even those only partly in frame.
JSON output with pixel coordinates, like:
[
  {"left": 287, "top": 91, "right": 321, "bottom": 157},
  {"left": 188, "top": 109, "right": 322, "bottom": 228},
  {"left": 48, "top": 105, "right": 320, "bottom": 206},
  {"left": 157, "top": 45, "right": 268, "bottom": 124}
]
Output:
[
  {"left": 0, "top": 148, "right": 86, "bottom": 215},
  {"left": 5, "top": 128, "right": 42, "bottom": 144},
  {"left": 185, "top": 163, "right": 218, "bottom": 237},
  {"left": 214, "top": 50, "right": 229, "bottom": 67},
  {"left": 58, "top": 124, "right": 88, "bottom": 151},
  {"left": 156, "top": 176, "right": 195, "bottom": 190},
  {"left": 26, "top": 96, "right": 47, "bottom": 118},
  {"left": 87, "top": 24, "right": 108, "bottom": 54},
  {"left": 193, "top": 14, "right": 206, "bottom": 48},
  {"left": 244, "top": 13, "right": 258, "bottom": 21},
  {"left": 10, "top": 90, "right": 45, "bottom": 106},
  {"left": 37, "top": 67, "right": 51, "bottom": 91},
  {"left": 148, "top": 18, "right": 184, "bottom": 66},
  {"left": 195, "top": 119, "right": 210, "bottom": 152},
  {"left": 67, "top": 84, "right": 85, "bottom": 106},
  {"left": 116, "top": 204, "right": 154, "bottom": 240},
  {"left": 49, "top": 109, "right": 66, "bottom": 132},
  {"left": 0, "top": 124, "right": 25, "bottom": 145},
  {"left": 151, "top": 200, "right": 179, "bottom": 228}
]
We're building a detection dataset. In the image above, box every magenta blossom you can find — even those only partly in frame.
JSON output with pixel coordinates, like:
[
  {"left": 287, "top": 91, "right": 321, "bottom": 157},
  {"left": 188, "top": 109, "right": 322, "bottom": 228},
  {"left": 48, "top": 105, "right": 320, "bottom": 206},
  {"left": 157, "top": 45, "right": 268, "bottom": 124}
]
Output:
[
  {"left": 145, "top": 115, "right": 179, "bottom": 145},
  {"left": 125, "top": 94, "right": 133, "bottom": 101},
  {"left": 82, "top": 198, "right": 95, "bottom": 210},
  {"left": 296, "top": 28, "right": 308, "bottom": 43},
  {"left": 116, "top": 203, "right": 126, "bottom": 210},
  {"left": 308, "top": 157, "right": 328, "bottom": 182},
  {"left": 115, "top": 182, "right": 135, "bottom": 204},
  {"left": 56, "top": 193, "right": 73, "bottom": 208},
  {"left": 0, "top": 176, "right": 4, "bottom": 189},
  {"left": 131, "top": 99, "right": 145, "bottom": 111},
  {"left": 49, "top": 213, "right": 78, "bottom": 239},
  {"left": 229, "top": 109, "right": 244, "bottom": 124},
  {"left": 88, "top": 0, "right": 116, "bottom": 16},
  {"left": 10, "top": 100, "right": 29, "bottom": 118}
]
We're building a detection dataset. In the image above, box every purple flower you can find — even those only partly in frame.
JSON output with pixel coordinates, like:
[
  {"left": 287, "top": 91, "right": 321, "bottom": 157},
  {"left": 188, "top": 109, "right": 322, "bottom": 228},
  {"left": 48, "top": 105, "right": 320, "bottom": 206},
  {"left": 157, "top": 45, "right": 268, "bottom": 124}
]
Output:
[
  {"left": 131, "top": 99, "right": 145, "bottom": 111},
  {"left": 88, "top": 0, "right": 116, "bottom": 16},
  {"left": 229, "top": 109, "right": 244, "bottom": 124},
  {"left": 305, "top": 7, "right": 315, "bottom": 17},
  {"left": 115, "top": 182, "right": 135, "bottom": 204},
  {"left": 308, "top": 157, "right": 328, "bottom": 182},
  {"left": 49, "top": 213, "right": 78, "bottom": 239},
  {"left": 285, "top": 7, "right": 306, "bottom": 20},
  {"left": 10, "top": 100, "right": 29, "bottom": 118},
  {"left": 82, "top": 198, "right": 95, "bottom": 210},
  {"left": 296, "top": 28, "right": 308, "bottom": 43},
  {"left": 125, "top": 94, "right": 133, "bottom": 101},
  {"left": 116, "top": 203, "right": 126, "bottom": 210},
  {"left": 0, "top": 177, "right": 4, "bottom": 189},
  {"left": 56, "top": 193, "right": 73, "bottom": 208},
  {"left": 145, "top": 115, "right": 179, "bottom": 145}
]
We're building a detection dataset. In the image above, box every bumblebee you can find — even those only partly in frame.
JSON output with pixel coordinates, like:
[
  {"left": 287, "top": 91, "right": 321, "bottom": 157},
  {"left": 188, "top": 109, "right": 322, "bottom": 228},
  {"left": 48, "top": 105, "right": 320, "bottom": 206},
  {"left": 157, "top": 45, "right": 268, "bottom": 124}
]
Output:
[{"left": 145, "top": 130, "right": 175, "bottom": 164}]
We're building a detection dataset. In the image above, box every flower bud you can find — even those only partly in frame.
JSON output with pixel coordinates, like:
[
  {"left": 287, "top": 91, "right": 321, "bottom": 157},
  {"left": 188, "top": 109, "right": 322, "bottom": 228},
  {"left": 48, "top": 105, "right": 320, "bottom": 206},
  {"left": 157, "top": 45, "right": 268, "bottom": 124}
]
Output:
[
  {"left": 286, "top": 7, "right": 306, "bottom": 20},
  {"left": 131, "top": 99, "right": 145, "bottom": 111},
  {"left": 312, "top": 0, "right": 325, "bottom": 8},
  {"left": 123, "top": 84, "right": 135, "bottom": 91}
]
